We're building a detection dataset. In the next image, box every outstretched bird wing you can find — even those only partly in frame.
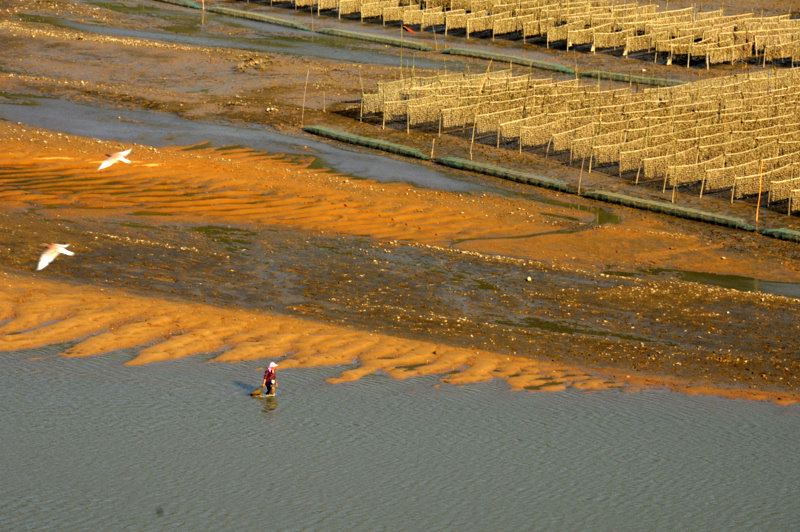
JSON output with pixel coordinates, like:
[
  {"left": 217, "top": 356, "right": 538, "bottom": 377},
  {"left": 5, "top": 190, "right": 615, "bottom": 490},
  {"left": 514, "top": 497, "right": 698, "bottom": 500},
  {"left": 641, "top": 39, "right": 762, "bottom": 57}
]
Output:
[
  {"left": 98, "top": 148, "right": 133, "bottom": 170},
  {"left": 37, "top": 244, "right": 73, "bottom": 271}
]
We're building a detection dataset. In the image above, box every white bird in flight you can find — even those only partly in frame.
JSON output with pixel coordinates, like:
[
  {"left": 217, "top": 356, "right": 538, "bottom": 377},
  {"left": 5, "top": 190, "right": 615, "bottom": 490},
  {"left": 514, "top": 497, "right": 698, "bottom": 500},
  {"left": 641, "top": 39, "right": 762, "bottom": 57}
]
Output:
[
  {"left": 37, "top": 243, "right": 74, "bottom": 271},
  {"left": 98, "top": 148, "right": 132, "bottom": 170}
]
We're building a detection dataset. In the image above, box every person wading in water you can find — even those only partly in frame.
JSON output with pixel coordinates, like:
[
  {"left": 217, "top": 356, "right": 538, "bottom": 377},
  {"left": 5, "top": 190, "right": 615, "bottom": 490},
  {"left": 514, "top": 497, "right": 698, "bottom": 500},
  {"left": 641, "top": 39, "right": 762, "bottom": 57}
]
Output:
[{"left": 261, "top": 362, "right": 278, "bottom": 396}]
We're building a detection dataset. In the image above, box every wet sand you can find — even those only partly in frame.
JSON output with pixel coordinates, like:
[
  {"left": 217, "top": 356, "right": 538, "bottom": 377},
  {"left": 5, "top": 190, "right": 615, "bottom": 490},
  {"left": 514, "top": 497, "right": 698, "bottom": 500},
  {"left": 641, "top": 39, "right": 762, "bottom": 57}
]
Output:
[{"left": 2, "top": 0, "right": 800, "bottom": 403}]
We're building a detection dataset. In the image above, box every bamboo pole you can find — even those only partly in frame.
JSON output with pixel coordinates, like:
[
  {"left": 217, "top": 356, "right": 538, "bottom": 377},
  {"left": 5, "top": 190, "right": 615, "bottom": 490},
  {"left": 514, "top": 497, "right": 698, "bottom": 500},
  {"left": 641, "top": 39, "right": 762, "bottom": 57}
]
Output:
[
  {"left": 400, "top": 24, "right": 404, "bottom": 79},
  {"left": 358, "top": 69, "right": 364, "bottom": 122},
  {"left": 301, "top": 69, "right": 309, "bottom": 127},
  {"left": 755, "top": 159, "right": 764, "bottom": 228},
  {"left": 470, "top": 118, "right": 477, "bottom": 160}
]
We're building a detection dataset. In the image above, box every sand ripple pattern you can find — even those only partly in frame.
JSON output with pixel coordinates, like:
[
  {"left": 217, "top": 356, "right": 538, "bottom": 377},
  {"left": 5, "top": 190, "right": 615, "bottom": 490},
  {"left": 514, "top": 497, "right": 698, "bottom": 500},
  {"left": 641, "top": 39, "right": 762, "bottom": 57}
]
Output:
[
  {"left": 0, "top": 272, "right": 619, "bottom": 395},
  {"left": 0, "top": 129, "right": 541, "bottom": 245}
]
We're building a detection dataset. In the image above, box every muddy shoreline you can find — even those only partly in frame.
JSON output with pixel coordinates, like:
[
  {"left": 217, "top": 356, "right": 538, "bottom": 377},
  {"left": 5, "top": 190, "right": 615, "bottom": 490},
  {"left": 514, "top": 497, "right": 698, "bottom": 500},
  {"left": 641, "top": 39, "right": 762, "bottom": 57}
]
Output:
[{"left": 2, "top": 0, "right": 800, "bottom": 403}]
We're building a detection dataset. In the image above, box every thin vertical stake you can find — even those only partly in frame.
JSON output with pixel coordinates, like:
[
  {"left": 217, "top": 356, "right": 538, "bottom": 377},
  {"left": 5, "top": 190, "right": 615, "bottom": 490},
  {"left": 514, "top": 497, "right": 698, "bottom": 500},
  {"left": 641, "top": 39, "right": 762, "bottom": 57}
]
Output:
[
  {"left": 301, "top": 69, "right": 310, "bottom": 127},
  {"left": 755, "top": 159, "right": 764, "bottom": 228}
]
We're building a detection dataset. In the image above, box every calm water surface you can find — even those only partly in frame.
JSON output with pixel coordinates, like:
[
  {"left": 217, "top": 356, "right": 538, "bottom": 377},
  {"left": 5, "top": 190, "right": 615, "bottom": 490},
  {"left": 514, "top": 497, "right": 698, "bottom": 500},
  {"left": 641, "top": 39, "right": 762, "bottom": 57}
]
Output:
[{"left": 1, "top": 346, "right": 798, "bottom": 530}]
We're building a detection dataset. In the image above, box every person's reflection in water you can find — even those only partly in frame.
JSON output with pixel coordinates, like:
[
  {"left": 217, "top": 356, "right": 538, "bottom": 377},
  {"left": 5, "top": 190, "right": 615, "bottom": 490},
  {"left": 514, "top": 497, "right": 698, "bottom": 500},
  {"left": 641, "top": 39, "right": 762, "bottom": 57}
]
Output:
[{"left": 261, "top": 398, "right": 278, "bottom": 413}]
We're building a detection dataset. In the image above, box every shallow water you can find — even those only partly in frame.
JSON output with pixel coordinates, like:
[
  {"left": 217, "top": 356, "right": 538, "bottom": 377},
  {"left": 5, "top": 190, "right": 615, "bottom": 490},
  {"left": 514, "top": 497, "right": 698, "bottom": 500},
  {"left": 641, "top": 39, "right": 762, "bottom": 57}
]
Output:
[
  {"left": 602, "top": 267, "right": 800, "bottom": 300},
  {"left": 1, "top": 347, "right": 798, "bottom": 530},
  {"left": 654, "top": 268, "right": 800, "bottom": 299}
]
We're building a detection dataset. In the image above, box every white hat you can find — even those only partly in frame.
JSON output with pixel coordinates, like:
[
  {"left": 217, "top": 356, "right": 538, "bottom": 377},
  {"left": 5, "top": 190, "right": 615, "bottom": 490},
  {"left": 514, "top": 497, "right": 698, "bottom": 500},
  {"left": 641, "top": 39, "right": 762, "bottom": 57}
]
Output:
[{"left": 268, "top": 362, "right": 278, "bottom": 369}]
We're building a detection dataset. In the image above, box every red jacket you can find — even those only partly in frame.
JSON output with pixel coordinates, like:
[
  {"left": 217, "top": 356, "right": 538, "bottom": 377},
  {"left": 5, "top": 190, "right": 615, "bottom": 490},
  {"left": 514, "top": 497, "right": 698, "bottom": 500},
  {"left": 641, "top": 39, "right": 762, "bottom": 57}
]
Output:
[{"left": 264, "top": 368, "right": 276, "bottom": 383}]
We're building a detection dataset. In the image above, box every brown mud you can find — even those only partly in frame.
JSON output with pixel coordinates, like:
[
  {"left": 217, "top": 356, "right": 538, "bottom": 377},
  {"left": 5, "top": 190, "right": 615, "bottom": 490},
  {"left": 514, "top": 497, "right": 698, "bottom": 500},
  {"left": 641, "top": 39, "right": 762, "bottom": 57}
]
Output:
[{"left": 1, "top": 0, "right": 799, "bottom": 403}]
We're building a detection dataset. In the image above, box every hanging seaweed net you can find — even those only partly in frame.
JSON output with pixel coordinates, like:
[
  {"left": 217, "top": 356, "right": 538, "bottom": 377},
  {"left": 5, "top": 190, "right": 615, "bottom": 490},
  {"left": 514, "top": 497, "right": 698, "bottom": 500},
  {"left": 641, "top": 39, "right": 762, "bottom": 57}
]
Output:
[{"left": 361, "top": 64, "right": 800, "bottom": 212}]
